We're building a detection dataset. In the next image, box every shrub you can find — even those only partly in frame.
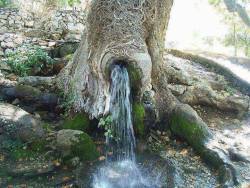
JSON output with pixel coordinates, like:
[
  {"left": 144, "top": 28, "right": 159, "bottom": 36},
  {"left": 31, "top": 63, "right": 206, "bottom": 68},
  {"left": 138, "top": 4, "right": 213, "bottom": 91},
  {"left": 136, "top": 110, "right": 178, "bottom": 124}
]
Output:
[{"left": 4, "top": 44, "right": 54, "bottom": 76}]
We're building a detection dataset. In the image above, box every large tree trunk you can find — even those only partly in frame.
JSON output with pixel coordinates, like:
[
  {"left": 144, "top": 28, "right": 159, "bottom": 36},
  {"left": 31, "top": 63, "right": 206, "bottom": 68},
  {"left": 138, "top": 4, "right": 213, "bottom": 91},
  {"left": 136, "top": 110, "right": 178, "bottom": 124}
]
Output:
[
  {"left": 57, "top": 0, "right": 174, "bottom": 118},
  {"left": 56, "top": 1, "right": 240, "bottom": 186}
]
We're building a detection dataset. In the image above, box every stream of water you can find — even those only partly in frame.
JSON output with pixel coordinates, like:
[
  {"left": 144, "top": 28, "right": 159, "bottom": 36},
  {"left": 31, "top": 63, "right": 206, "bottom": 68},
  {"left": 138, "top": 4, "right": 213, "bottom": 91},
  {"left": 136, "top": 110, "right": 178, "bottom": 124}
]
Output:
[{"left": 92, "top": 65, "right": 159, "bottom": 188}]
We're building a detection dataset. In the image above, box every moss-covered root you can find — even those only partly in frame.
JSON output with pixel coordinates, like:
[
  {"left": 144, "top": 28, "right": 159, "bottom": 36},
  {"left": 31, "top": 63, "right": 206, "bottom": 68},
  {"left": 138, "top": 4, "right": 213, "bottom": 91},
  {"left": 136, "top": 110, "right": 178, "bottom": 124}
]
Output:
[
  {"left": 170, "top": 104, "right": 212, "bottom": 153},
  {"left": 170, "top": 104, "right": 238, "bottom": 187}
]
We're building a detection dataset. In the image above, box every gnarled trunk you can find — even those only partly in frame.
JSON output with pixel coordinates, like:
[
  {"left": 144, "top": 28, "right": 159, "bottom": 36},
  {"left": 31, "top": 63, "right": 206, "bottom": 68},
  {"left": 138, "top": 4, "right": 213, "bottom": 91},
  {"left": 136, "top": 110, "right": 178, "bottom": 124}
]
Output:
[
  {"left": 56, "top": 1, "right": 241, "bottom": 186},
  {"left": 57, "top": 0, "right": 174, "bottom": 118}
]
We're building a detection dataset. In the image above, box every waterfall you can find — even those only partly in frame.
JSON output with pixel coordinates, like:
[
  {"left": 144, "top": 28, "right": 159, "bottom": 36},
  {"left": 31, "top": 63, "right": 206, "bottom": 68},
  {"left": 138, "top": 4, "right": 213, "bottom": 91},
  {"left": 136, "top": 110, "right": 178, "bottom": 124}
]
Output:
[
  {"left": 108, "top": 65, "right": 136, "bottom": 161},
  {"left": 92, "top": 65, "right": 158, "bottom": 188}
]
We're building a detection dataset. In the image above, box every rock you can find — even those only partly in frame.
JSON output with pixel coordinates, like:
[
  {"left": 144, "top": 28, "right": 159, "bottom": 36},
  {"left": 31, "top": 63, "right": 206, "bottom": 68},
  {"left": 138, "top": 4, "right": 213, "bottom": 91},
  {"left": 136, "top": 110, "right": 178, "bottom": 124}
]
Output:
[
  {"left": 228, "top": 147, "right": 250, "bottom": 163},
  {"left": 56, "top": 129, "right": 99, "bottom": 161},
  {"left": 1, "top": 85, "right": 42, "bottom": 102},
  {"left": 1, "top": 41, "right": 15, "bottom": 48},
  {"left": 0, "top": 103, "right": 44, "bottom": 142},
  {"left": 179, "top": 84, "right": 250, "bottom": 116},
  {"left": 24, "top": 20, "right": 34, "bottom": 28},
  {"left": 63, "top": 113, "right": 90, "bottom": 131},
  {"left": 18, "top": 76, "right": 54, "bottom": 87},
  {"left": 0, "top": 48, "right": 4, "bottom": 56},
  {"left": 168, "top": 84, "right": 187, "bottom": 96},
  {"left": 1, "top": 84, "right": 58, "bottom": 110},
  {"left": 7, "top": 160, "right": 54, "bottom": 177},
  {"left": 0, "top": 62, "right": 11, "bottom": 72},
  {"left": 58, "top": 42, "right": 79, "bottom": 57}
]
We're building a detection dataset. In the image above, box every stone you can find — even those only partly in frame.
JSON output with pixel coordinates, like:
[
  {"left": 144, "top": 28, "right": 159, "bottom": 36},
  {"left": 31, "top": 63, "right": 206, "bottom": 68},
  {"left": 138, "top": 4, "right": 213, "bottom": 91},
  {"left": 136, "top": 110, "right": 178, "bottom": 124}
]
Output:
[
  {"left": 48, "top": 41, "right": 56, "bottom": 47},
  {"left": 24, "top": 20, "right": 34, "bottom": 28},
  {"left": 56, "top": 129, "right": 99, "bottom": 161},
  {"left": 0, "top": 14, "right": 8, "bottom": 19},
  {"left": 168, "top": 84, "right": 187, "bottom": 96},
  {"left": 1, "top": 41, "right": 15, "bottom": 49},
  {"left": 0, "top": 103, "right": 44, "bottom": 142},
  {"left": 0, "top": 48, "right": 4, "bottom": 56}
]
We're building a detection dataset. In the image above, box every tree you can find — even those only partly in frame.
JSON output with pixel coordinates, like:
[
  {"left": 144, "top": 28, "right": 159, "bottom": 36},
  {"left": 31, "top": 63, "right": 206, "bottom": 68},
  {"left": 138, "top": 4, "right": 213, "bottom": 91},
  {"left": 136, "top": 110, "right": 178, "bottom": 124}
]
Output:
[
  {"left": 53, "top": 0, "right": 239, "bottom": 186},
  {"left": 209, "top": 0, "right": 250, "bottom": 56}
]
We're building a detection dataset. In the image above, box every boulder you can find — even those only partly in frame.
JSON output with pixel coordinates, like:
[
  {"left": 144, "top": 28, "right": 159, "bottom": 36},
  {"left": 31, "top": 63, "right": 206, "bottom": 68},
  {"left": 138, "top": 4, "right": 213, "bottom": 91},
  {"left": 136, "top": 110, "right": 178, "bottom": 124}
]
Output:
[
  {"left": 56, "top": 129, "right": 99, "bottom": 161},
  {"left": 0, "top": 103, "right": 44, "bottom": 142}
]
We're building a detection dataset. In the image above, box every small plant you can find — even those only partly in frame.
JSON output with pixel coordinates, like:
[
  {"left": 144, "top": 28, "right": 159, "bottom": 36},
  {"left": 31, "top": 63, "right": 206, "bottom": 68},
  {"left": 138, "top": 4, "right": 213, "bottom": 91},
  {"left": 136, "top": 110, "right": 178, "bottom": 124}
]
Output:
[
  {"left": 98, "top": 115, "right": 113, "bottom": 139},
  {"left": 4, "top": 44, "right": 54, "bottom": 76}
]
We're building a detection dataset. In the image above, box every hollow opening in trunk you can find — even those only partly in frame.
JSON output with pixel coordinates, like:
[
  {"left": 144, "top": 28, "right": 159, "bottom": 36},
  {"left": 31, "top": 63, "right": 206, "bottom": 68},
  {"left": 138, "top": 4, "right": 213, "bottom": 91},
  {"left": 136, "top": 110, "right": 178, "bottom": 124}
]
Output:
[{"left": 108, "top": 59, "right": 142, "bottom": 101}]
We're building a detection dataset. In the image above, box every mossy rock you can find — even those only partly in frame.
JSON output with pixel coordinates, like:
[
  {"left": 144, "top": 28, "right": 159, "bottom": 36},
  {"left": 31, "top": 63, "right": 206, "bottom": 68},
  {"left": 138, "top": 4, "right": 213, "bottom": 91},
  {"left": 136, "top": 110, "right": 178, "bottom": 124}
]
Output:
[
  {"left": 71, "top": 132, "right": 99, "bottom": 161},
  {"left": 133, "top": 103, "right": 145, "bottom": 137},
  {"left": 56, "top": 129, "right": 99, "bottom": 162},
  {"left": 63, "top": 113, "right": 90, "bottom": 132}
]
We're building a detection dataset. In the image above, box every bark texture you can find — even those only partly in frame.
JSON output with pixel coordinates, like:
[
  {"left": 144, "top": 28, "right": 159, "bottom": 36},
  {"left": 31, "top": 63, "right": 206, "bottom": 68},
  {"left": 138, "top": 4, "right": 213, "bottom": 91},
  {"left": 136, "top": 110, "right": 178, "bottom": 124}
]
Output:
[{"left": 57, "top": 0, "right": 174, "bottom": 118}]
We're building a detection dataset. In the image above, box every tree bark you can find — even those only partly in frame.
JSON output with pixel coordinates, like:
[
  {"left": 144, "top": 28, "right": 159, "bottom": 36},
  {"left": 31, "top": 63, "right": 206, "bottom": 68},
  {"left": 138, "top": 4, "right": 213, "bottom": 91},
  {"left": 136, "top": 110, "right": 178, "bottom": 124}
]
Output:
[
  {"left": 56, "top": 0, "right": 241, "bottom": 185},
  {"left": 57, "top": 0, "right": 174, "bottom": 118}
]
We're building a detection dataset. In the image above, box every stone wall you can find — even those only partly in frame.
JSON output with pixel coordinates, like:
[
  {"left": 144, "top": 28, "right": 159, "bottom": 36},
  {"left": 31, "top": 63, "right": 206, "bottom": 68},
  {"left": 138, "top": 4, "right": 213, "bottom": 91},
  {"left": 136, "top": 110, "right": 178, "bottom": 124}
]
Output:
[
  {"left": 0, "top": 8, "right": 85, "bottom": 39},
  {"left": 0, "top": 8, "right": 86, "bottom": 56},
  {"left": 0, "top": 8, "right": 34, "bottom": 32}
]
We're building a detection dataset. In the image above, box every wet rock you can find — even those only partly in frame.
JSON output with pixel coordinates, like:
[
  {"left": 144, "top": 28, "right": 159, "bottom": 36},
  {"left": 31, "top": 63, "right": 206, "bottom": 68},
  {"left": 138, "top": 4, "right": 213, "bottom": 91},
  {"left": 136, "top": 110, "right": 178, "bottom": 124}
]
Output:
[
  {"left": 0, "top": 103, "right": 44, "bottom": 142},
  {"left": 228, "top": 147, "right": 250, "bottom": 163}
]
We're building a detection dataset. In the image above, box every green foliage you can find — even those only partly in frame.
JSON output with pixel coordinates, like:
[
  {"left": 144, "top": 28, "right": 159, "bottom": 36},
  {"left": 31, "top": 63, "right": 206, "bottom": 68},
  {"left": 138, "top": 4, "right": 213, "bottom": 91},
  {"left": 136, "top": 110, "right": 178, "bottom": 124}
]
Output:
[
  {"left": 58, "top": 0, "right": 81, "bottom": 7},
  {"left": 98, "top": 115, "right": 113, "bottom": 138},
  {"left": 4, "top": 44, "right": 54, "bottom": 76},
  {"left": 67, "top": 0, "right": 81, "bottom": 7},
  {"left": 208, "top": 0, "right": 221, "bottom": 6},
  {"left": 0, "top": 0, "right": 12, "bottom": 7},
  {"left": 71, "top": 132, "right": 99, "bottom": 161},
  {"left": 1, "top": 139, "right": 38, "bottom": 160},
  {"left": 224, "top": 25, "right": 250, "bottom": 57},
  {"left": 133, "top": 103, "right": 145, "bottom": 137},
  {"left": 208, "top": 0, "right": 250, "bottom": 57},
  {"left": 63, "top": 113, "right": 90, "bottom": 131}
]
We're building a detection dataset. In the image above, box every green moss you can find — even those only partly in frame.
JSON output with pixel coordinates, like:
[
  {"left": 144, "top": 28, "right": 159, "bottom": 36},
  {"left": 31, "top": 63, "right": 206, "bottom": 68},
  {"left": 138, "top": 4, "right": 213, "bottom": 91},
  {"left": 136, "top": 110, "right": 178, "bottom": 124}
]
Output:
[
  {"left": 63, "top": 113, "right": 90, "bottom": 131},
  {"left": 170, "top": 112, "right": 225, "bottom": 168},
  {"left": 64, "top": 53, "right": 74, "bottom": 61},
  {"left": 71, "top": 132, "right": 99, "bottom": 161},
  {"left": 133, "top": 103, "right": 145, "bottom": 137},
  {"left": 11, "top": 147, "right": 37, "bottom": 160},
  {"left": 127, "top": 64, "right": 141, "bottom": 95},
  {"left": 170, "top": 114, "right": 208, "bottom": 152},
  {"left": 29, "top": 139, "right": 47, "bottom": 153}
]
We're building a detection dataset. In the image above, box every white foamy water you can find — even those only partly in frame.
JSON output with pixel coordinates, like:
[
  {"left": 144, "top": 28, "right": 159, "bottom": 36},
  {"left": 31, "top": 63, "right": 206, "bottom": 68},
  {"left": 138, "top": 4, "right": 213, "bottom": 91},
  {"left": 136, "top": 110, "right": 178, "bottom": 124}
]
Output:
[{"left": 92, "top": 65, "right": 161, "bottom": 188}]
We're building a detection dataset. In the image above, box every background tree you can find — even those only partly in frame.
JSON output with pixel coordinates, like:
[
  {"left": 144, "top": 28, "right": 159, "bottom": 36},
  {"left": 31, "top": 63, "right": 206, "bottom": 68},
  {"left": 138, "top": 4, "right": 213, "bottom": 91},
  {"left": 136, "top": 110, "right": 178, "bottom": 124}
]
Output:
[{"left": 209, "top": 0, "right": 250, "bottom": 57}]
